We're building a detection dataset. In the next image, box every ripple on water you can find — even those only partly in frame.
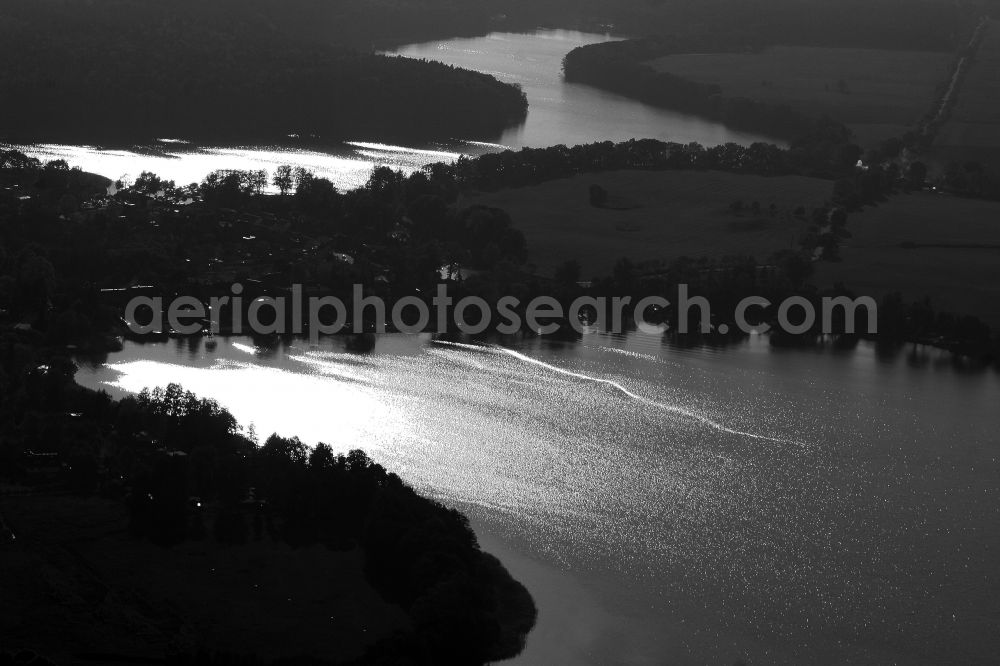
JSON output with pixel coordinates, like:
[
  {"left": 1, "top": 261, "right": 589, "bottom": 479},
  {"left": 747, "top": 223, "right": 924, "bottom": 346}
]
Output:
[{"left": 74, "top": 333, "right": 1000, "bottom": 664}]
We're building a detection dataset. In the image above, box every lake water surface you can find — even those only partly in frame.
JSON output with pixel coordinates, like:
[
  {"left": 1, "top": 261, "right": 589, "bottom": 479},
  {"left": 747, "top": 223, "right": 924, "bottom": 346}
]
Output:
[
  {"left": 46, "top": 26, "right": 999, "bottom": 665},
  {"left": 75, "top": 333, "right": 1000, "bottom": 665},
  {"left": 7, "top": 30, "right": 777, "bottom": 191}
]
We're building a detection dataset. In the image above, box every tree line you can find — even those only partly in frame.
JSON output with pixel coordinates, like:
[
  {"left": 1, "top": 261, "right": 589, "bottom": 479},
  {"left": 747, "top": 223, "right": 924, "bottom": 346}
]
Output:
[
  {"left": 0, "top": 361, "right": 536, "bottom": 664},
  {"left": 5, "top": 134, "right": 997, "bottom": 362},
  {"left": 563, "top": 34, "right": 819, "bottom": 142},
  {"left": 559, "top": 0, "right": 984, "bottom": 145},
  {"left": 0, "top": 1, "right": 527, "bottom": 145}
]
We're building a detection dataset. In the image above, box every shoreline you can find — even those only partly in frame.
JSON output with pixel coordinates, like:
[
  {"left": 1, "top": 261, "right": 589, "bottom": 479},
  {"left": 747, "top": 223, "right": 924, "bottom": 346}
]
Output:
[
  {"left": 66, "top": 326, "right": 1000, "bottom": 665},
  {"left": 471, "top": 523, "right": 772, "bottom": 666},
  {"left": 473, "top": 526, "right": 611, "bottom": 665}
]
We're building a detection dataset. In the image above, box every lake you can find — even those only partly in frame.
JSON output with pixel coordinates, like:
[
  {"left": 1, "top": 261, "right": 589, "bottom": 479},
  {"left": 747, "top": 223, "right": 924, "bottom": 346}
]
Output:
[
  {"left": 75, "top": 333, "right": 1000, "bottom": 665},
  {"left": 42, "top": 25, "right": 999, "bottom": 665},
  {"left": 6, "top": 30, "right": 778, "bottom": 191}
]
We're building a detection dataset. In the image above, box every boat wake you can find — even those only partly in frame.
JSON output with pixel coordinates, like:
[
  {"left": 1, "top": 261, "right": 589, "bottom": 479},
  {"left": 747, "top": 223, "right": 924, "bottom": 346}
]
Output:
[{"left": 431, "top": 340, "right": 807, "bottom": 448}]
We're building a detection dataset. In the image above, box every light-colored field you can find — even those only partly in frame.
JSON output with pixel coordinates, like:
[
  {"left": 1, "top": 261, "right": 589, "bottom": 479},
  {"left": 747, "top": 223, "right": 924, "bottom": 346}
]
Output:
[
  {"left": 648, "top": 46, "right": 954, "bottom": 147},
  {"left": 933, "top": 20, "right": 1000, "bottom": 166},
  {"left": 815, "top": 192, "right": 1000, "bottom": 325},
  {"left": 467, "top": 170, "right": 834, "bottom": 277}
]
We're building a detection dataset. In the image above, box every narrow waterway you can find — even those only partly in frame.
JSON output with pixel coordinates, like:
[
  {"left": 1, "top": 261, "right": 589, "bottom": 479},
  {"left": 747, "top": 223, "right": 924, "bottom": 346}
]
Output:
[{"left": 9, "top": 30, "right": 778, "bottom": 191}]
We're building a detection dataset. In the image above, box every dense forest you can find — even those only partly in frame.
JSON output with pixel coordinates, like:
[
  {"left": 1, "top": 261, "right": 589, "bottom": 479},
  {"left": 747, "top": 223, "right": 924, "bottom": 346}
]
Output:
[
  {"left": 0, "top": 148, "right": 548, "bottom": 663},
  {"left": 0, "top": 1, "right": 527, "bottom": 144},
  {"left": 0, "top": 364, "right": 537, "bottom": 664},
  {"left": 0, "top": 0, "right": 984, "bottom": 145},
  {"left": 6, "top": 0, "right": 976, "bottom": 51}
]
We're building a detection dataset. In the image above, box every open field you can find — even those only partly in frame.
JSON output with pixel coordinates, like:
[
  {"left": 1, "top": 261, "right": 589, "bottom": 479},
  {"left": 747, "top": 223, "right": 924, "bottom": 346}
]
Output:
[
  {"left": 467, "top": 170, "right": 834, "bottom": 277},
  {"left": 0, "top": 493, "right": 406, "bottom": 664},
  {"left": 815, "top": 192, "right": 1000, "bottom": 326},
  {"left": 933, "top": 20, "right": 1000, "bottom": 167},
  {"left": 648, "top": 47, "right": 954, "bottom": 147}
]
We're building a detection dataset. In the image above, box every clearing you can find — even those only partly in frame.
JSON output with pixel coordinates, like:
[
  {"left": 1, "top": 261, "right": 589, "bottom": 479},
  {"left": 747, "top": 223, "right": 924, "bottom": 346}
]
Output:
[
  {"left": 814, "top": 191, "right": 1000, "bottom": 326},
  {"left": 467, "top": 170, "right": 834, "bottom": 277}
]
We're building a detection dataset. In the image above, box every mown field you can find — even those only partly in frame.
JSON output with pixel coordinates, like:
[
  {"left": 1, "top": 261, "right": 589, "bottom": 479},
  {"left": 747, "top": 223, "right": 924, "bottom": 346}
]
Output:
[
  {"left": 648, "top": 47, "right": 954, "bottom": 148},
  {"left": 467, "top": 170, "right": 834, "bottom": 277},
  {"left": 933, "top": 20, "right": 1000, "bottom": 167},
  {"left": 815, "top": 192, "right": 1000, "bottom": 326}
]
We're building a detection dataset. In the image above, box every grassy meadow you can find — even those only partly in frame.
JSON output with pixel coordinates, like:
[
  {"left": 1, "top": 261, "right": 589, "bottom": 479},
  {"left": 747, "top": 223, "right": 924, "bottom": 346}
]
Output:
[
  {"left": 815, "top": 192, "right": 1000, "bottom": 326},
  {"left": 466, "top": 170, "right": 834, "bottom": 277},
  {"left": 648, "top": 46, "right": 954, "bottom": 147}
]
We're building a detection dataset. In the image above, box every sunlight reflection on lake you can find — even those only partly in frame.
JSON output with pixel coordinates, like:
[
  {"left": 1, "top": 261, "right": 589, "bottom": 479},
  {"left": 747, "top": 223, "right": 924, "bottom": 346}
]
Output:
[
  {"left": 5, "top": 141, "right": 458, "bottom": 192},
  {"left": 75, "top": 332, "right": 1000, "bottom": 665},
  {"left": 7, "top": 30, "right": 780, "bottom": 191}
]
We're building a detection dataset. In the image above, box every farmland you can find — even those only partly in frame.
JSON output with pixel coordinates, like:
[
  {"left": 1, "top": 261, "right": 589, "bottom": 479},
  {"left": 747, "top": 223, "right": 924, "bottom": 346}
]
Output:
[
  {"left": 933, "top": 20, "right": 1000, "bottom": 168},
  {"left": 466, "top": 170, "right": 834, "bottom": 277},
  {"left": 814, "top": 192, "right": 1000, "bottom": 326},
  {"left": 468, "top": 169, "right": 1000, "bottom": 326},
  {"left": 648, "top": 46, "right": 954, "bottom": 148}
]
